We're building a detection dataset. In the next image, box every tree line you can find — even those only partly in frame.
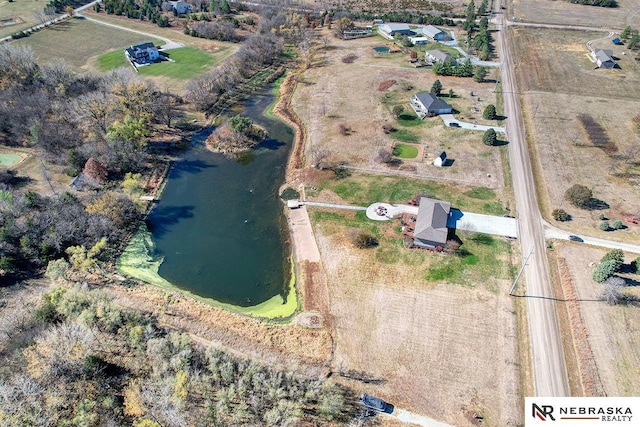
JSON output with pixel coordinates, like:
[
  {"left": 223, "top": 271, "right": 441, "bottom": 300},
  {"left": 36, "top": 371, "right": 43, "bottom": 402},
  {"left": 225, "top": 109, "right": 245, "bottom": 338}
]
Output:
[
  {"left": 0, "top": 285, "right": 358, "bottom": 425},
  {"left": 0, "top": 45, "right": 189, "bottom": 278}
]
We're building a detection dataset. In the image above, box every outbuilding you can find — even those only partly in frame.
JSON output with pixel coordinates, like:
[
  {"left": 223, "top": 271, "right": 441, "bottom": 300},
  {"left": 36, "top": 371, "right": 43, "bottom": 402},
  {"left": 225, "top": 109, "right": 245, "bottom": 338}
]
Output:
[
  {"left": 433, "top": 151, "right": 447, "bottom": 167},
  {"left": 378, "top": 23, "right": 411, "bottom": 38},
  {"left": 420, "top": 25, "right": 446, "bottom": 41}
]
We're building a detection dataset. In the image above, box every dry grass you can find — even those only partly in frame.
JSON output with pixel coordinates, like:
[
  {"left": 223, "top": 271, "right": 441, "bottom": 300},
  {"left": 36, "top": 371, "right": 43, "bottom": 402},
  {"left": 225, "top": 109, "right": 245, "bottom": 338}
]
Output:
[
  {"left": 512, "top": 0, "right": 640, "bottom": 28},
  {"left": 511, "top": 28, "right": 640, "bottom": 241},
  {"left": 314, "top": 222, "right": 521, "bottom": 426},
  {"left": 558, "top": 244, "right": 640, "bottom": 396},
  {"left": 292, "top": 33, "right": 507, "bottom": 189}
]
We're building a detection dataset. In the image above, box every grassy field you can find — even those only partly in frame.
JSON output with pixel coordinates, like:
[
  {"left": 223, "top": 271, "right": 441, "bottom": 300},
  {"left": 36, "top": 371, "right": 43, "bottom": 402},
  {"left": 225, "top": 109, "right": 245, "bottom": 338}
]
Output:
[
  {"left": 0, "top": 0, "right": 58, "bottom": 39},
  {"left": 293, "top": 32, "right": 507, "bottom": 190},
  {"left": 308, "top": 174, "right": 509, "bottom": 215},
  {"left": 14, "top": 18, "right": 154, "bottom": 68},
  {"left": 138, "top": 47, "right": 216, "bottom": 79},
  {"left": 511, "top": 27, "right": 640, "bottom": 241},
  {"left": 513, "top": 0, "right": 640, "bottom": 28}
]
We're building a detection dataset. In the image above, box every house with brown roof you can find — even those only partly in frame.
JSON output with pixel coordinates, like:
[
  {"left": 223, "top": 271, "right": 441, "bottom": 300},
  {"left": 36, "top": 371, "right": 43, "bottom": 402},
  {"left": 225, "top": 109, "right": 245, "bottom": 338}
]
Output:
[{"left": 413, "top": 197, "right": 451, "bottom": 248}]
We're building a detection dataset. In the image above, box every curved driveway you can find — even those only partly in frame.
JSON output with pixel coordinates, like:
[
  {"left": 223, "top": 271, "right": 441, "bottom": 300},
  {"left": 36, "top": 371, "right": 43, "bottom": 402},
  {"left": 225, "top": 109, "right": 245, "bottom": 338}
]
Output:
[{"left": 79, "top": 14, "right": 184, "bottom": 49}]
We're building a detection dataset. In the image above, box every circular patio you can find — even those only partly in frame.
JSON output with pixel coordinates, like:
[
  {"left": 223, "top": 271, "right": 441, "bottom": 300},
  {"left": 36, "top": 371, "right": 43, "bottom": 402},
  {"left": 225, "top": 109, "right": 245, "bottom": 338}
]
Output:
[{"left": 365, "top": 203, "right": 404, "bottom": 221}]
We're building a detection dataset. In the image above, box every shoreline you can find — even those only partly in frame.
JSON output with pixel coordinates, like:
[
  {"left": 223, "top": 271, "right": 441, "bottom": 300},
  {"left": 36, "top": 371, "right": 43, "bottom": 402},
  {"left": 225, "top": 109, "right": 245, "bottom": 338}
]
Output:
[{"left": 115, "top": 77, "right": 303, "bottom": 320}]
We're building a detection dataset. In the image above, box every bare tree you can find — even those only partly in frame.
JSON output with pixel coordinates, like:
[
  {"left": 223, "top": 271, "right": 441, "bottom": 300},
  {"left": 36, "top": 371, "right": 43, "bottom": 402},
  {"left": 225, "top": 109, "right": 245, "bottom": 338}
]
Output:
[
  {"left": 308, "top": 145, "right": 329, "bottom": 168},
  {"left": 601, "top": 284, "right": 625, "bottom": 305}
]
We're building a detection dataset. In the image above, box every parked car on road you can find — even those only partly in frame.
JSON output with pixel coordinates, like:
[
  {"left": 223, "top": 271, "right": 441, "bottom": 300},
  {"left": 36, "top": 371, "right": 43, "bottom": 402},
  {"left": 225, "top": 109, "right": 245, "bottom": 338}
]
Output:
[
  {"left": 449, "top": 122, "right": 461, "bottom": 127},
  {"left": 569, "top": 235, "right": 583, "bottom": 242}
]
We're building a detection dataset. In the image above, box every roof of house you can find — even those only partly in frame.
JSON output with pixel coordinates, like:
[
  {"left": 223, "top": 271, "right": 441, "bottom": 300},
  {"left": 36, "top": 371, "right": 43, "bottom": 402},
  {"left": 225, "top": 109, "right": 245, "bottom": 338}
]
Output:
[
  {"left": 414, "top": 197, "right": 451, "bottom": 246},
  {"left": 380, "top": 23, "right": 411, "bottom": 33},
  {"left": 426, "top": 49, "right": 452, "bottom": 62},
  {"left": 421, "top": 25, "right": 444, "bottom": 38},
  {"left": 409, "top": 36, "right": 429, "bottom": 42},
  {"left": 415, "top": 92, "right": 453, "bottom": 112},
  {"left": 594, "top": 49, "right": 614, "bottom": 63}
]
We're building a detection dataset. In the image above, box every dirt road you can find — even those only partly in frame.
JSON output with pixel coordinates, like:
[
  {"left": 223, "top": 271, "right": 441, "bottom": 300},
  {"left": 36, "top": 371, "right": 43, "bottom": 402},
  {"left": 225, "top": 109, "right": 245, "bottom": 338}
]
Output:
[{"left": 495, "top": 10, "right": 570, "bottom": 396}]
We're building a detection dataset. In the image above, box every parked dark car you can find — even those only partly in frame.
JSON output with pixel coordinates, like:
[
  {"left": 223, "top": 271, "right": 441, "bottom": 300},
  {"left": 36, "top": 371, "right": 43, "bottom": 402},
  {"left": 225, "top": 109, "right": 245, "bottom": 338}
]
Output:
[
  {"left": 569, "top": 235, "right": 583, "bottom": 242},
  {"left": 449, "top": 122, "right": 461, "bottom": 127},
  {"left": 359, "top": 394, "right": 389, "bottom": 412}
]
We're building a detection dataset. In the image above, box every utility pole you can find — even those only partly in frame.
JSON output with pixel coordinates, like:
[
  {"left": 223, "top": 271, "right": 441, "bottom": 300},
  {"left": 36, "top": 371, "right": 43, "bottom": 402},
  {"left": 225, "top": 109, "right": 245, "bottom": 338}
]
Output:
[{"left": 509, "top": 245, "right": 534, "bottom": 296}]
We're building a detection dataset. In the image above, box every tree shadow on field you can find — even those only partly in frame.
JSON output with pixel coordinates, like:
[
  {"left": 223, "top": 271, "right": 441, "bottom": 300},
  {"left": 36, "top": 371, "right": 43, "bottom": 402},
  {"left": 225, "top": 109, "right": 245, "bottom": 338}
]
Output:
[
  {"left": 586, "top": 198, "right": 610, "bottom": 210},
  {"left": 48, "top": 21, "right": 73, "bottom": 31}
]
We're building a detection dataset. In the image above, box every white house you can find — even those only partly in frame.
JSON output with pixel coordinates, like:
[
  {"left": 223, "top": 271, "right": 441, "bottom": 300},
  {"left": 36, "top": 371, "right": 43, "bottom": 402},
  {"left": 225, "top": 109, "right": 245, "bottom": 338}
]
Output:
[
  {"left": 378, "top": 23, "right": 411, "bottom": 38},
  {"left": 425, "top": 49, "right": 455, "bottom": 64},
  {"left": 433, "top": 151, "right": 447, "bottom": 167},
  {"left": 593, "top": 49, "right": 616, "bottom": 69},
  {"left": 170, "top": 1, "right": 193, "bottom": 14},
  {"left": 420, "top": 25, "right": 446, "bottom": 41},
  {"left": 410, "top": 92, "right": 453, "bottom": 118}
]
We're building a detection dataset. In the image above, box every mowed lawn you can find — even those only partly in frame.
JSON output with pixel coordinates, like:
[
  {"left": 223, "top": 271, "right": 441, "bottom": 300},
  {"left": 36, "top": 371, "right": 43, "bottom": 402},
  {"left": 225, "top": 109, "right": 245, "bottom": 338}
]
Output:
[
  {"left": 13, "top": 18, "right": 151, "bottom": 68},
  {"left": 138, "top": 47, "right": 215, "bottom": 79},
  {"left": 0, "top": 0, "right": 57, "bottom": 39}
]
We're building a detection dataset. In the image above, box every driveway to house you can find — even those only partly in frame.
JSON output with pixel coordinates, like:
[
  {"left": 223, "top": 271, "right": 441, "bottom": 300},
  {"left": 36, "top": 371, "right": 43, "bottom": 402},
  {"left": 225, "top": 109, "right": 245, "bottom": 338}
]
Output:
[
  {"left": 448, "top": 209, "right": 518, "bottom": 238},
  {"left": 440, "top": 114, "right": 506, "bottom": 133},
  {"left": 544, "top": 222, "right": 640, "bottom": 254},
  {"left": 386, "top": 408, "right": 452, "bottom": 426},
  {"left": 78, "top": 14, "right": 184, "bottom": 50}
]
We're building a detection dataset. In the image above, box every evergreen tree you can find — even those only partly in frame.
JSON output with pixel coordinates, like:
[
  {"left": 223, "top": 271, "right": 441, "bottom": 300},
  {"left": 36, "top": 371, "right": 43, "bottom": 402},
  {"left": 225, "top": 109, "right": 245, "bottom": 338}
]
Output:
[
  {"left": 482, "top": 128, "right": 497, "bottom": 146},
  {"left": 483, "top": 104, "right": 497, "bottom": 120},
  {"left": 431, "top": 79, "right": 442, "bottom": 96}
]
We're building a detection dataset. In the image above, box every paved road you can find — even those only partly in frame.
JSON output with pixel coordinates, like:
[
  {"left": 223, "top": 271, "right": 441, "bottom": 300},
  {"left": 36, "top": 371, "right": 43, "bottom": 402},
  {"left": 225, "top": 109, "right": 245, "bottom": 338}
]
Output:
[{"left": 495, "top": 5, "right": 571, "bottom": 396}]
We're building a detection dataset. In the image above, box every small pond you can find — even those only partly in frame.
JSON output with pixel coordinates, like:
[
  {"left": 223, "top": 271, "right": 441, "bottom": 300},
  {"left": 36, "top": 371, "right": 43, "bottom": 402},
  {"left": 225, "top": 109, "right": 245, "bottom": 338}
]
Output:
[
  {"left": 373, "top": 46, "right": 390, "bottom": 53},
  {"left": 121, "top": 85, "right": 295, "bottom": 317}
]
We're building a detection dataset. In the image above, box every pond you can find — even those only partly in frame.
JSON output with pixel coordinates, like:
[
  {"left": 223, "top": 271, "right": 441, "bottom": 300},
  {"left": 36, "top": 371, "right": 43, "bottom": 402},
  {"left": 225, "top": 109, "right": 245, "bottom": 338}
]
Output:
[
  {"left": 373, "top": 46, "right": 390, "bottom": 53},
  {"left": 118, "top": 85, "right": 296, "bottom": 318}
]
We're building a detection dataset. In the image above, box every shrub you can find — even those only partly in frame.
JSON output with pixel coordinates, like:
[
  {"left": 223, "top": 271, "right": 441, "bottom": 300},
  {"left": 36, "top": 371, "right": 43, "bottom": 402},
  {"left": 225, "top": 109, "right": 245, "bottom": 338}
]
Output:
[
  {"left": 601, "top": 249, "right": 624, "bottom": 271},
  {"left": 353, "top": 233, "right": 378, "bottom": 248},
  {"left": 613, "top": 220, "right": 624, "bottom": 229},
  {"left": 598, "top": 212, "right": 607, "bottom": 220},
  {"left": 341, "top": 53, "right": 358, "bottom": 63},
  {"left": 392, "top": 105, "right": 404, "bottom": 118},
  {"left": 630, "top": 257, "right": 640, "bottom": 274},
  {"left": 599, "top": 220, "right": 611, "bottom": 231},
  {"left": 592, "top": 260, "right": 618, "bottom": 282},
  {"left": 552, "top": 209, "right": 569, "bottom": 221},
  {"left": 483, "top": 104, "right": 497, "bottom": 120},
  {"left": 565, "top": 184, "right": 592, "bottom": 208},
  {"left": 482, "top": 128, "right": 497, "bottom": 146}
]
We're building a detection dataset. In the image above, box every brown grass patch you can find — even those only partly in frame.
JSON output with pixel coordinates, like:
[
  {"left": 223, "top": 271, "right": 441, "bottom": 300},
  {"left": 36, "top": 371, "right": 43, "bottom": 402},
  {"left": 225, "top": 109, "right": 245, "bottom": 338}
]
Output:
[
  {"left": 557, "top": 245, "right": 640, "bottom": 396},
  {"left": 577, "top": 114, "right": 617, "bottom": 154},
  {"left": 378, "top": 79, "right": 397, "bottom": 91}
]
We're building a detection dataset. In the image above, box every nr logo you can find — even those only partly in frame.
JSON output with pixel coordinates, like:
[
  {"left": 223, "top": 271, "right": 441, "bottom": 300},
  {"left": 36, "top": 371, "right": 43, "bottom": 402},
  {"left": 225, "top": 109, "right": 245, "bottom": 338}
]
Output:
[{"left": 533, "top": 403, "right": 556, "bottom": 421}]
